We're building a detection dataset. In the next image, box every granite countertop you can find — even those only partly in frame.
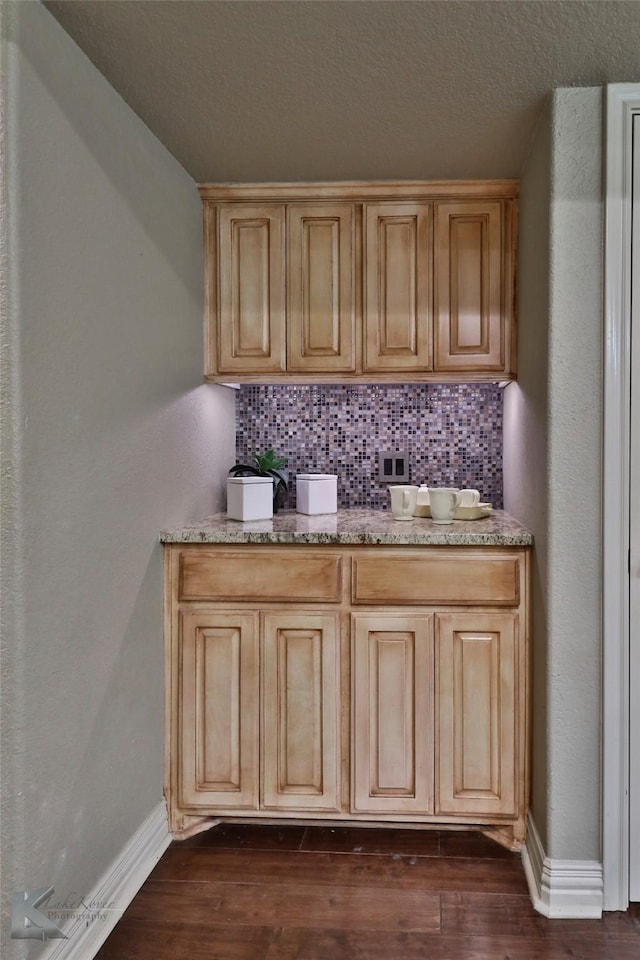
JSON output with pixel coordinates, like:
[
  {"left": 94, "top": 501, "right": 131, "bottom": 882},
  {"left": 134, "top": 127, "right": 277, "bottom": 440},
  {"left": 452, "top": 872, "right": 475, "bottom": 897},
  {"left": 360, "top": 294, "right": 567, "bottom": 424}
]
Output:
[{"left": 160, "top": 509, "right": 533, "bottom": 547}]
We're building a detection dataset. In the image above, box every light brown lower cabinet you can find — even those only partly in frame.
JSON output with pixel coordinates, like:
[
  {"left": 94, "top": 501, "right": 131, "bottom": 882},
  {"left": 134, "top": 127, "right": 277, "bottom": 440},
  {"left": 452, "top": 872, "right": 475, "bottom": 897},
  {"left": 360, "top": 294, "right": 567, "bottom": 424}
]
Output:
[
  {"left": 436, "top": 613, "right": 518, "bottom": 818},
  {"left": 351, "top": 614, "right": 434, "bottom": 815},
  {"left": 261, "top": 612, "right": 341, "bottom": 812},
  {"left": 178, "top": 609, "right": 340, "bottom": 813},
  {"left": 165, "top": 544, "right": 530, "bottom": 850},
  {"left": 179, "top": 610, "right": 259, "bottom": 810}
]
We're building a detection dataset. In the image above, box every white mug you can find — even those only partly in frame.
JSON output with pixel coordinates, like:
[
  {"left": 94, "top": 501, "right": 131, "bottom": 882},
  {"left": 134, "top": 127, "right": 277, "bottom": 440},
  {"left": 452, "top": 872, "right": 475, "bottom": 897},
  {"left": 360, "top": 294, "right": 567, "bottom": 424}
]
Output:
[
  {"left": 389, "top": 485, "right": 419, "bottom": 521},
  {"left": 429, "top": 487, "right": 461, "bottom": 524},
  {"left": 458, "top": 488, "right": 480, "bottom": 508}
]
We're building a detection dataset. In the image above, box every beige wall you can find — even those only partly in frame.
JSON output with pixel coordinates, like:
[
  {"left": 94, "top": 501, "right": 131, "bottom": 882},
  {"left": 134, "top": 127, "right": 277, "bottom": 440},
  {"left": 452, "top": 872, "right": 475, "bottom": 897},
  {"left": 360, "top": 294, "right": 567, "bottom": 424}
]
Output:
[
  {"left": 546, "top": 87, "right": 603, "bottom": 860},
  {"left": 504, "top": 86, "right": 603, "bottom": 861},
  {"left": 503, "top": 96, "right": 552, "bottom": 849},
  {"left": 0, "top": 3, "right": 235, "bottom": 955}
]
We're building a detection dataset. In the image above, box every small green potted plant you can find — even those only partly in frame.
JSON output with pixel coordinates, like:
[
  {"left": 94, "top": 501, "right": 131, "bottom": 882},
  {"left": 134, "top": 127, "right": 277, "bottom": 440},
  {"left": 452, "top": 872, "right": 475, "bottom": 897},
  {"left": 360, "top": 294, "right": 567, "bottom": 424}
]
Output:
[{"left": 227, "top": 449, "right": 288, "bottom": 519}]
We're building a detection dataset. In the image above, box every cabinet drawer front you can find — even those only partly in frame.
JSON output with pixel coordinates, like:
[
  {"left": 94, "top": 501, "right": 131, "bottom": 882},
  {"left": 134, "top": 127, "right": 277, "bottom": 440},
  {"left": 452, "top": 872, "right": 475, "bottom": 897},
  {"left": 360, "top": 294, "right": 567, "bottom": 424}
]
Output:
[
  {"left": 352, "top": 554, "right": 520, "bottom": 606},
  {"left": 179, "top": 550, "right": 343, "bottom": 602}
]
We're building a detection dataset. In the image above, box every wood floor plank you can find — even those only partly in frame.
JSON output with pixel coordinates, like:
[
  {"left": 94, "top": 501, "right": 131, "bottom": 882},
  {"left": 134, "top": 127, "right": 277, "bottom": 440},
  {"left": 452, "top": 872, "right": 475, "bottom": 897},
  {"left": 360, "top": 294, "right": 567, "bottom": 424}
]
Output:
[
  {"left": 150, "top": 845, "right": 529, "bottom": 895},
  {"left": 95, "top": 826, "right": 640, "bottom": 960},
  {"left": 180, "top": 823, "right": 307, "bottom": 850},
  {"left": 438, "top": 831, "right": 520, "bottom": 860},
  {"left": 299, "top": 825, "right": 440, "bottom": 857},
  {"left": 441, "top": 892, "right": 640, "bottom": 941},
  {"left": 95, "top": 919, "right": 275, "bottom": 960},
  {"left": 125, "top": 879, "right": 441, "bottom": 933},
  {"left": 264, "top": 926, "right": 640, "bottom": 960}
]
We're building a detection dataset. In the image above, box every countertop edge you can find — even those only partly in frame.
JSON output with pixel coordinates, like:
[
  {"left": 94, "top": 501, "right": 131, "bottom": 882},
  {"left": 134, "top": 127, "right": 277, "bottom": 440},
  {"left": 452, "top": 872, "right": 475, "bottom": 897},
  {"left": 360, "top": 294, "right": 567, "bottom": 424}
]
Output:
[
  {"left": 159, "top": 531, "right": 533, "bottom": 546},
  {"left": 159, "top": 509, "right": 533, "bottom": 547}
]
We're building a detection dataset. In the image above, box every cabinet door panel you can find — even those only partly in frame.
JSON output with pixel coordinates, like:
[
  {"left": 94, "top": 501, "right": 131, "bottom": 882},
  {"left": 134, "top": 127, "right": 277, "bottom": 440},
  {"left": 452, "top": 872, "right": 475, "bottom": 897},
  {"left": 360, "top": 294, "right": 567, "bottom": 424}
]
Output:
[
  {"left": 217, "top": 204, "right": 285, "bottom": 373},
  {"left": 434, "top": 201, "right": 509, "bottom": 373},
  {"left": 352, "top": 614, "right": 434, "bottom": 814},
  {"left": 364, "top": 202, "right": 433, "bottom": 372},
  {"left": 287, "top": 204, "right": 356, "bottom": 372},
  {"left": 262, "top": 613, "right": 340, "bottom": 811},
  {"left": 179, "top": 611, "right": 259, "bottom": 809},
  {"left": 436, "top": 613, "right": 518, "bottom": 816}
]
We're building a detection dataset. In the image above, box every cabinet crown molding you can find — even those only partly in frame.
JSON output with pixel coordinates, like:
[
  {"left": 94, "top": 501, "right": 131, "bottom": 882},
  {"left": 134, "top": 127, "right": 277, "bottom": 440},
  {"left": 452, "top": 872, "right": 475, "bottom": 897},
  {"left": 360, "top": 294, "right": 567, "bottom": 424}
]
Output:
[{"left": 198, "top": 179, "right": 520, "bottom": 201}]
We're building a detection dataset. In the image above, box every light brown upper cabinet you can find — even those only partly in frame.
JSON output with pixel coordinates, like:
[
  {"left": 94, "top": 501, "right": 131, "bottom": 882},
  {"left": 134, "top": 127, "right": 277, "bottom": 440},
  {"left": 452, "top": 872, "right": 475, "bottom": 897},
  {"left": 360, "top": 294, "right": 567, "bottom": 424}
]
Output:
[
  {"left": 287, "top": 203, "right": 357, "bottom": 374},
  {"left": 434, "top": 201, "right": 514, "bottom": 374},
  {"left": 199, "top": 181, "right": 518, "bottom": 382},
  {"left": 363, "top": 202, "right": 433, "bottom": 373},
  {"left": 211, "top": 203, "right": 286, "bottom": 375}
]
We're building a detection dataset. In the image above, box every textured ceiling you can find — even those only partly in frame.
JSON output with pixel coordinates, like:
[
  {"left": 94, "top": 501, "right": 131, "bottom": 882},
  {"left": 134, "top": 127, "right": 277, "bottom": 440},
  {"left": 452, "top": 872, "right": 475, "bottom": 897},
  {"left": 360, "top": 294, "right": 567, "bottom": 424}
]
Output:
[{"left": 44, "top": 0, "right": 640, "bottom": 183}]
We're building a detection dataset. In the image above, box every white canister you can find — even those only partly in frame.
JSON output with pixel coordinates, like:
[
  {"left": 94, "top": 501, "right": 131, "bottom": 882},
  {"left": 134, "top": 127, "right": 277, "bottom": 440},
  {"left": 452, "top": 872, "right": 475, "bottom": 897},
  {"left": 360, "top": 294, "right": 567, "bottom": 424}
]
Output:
[
  {"left": 296, "top": 474, "right": 338, "bottom": 515},
  {"left": 226, "top": 476, "right": 273, "bottom": 521}
]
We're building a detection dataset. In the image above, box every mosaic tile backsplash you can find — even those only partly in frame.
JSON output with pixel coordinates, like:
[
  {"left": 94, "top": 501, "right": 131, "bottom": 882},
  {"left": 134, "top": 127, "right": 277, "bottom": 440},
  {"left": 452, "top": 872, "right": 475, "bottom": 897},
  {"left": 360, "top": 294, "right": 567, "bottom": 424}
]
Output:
[{"left": 235, "top": 384, "right": 503, "bottom": 511}]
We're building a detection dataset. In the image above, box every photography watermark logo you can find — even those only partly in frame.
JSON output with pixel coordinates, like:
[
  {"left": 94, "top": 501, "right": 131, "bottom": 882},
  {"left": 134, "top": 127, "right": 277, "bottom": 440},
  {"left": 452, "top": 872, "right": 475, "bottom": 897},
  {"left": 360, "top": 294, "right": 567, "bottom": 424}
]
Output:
[
  {"left": 11, "top": 887, "right": 68, "bottom": 941},
  {"left": 11, "top": 887, "right": 116, "bottom": 941}
]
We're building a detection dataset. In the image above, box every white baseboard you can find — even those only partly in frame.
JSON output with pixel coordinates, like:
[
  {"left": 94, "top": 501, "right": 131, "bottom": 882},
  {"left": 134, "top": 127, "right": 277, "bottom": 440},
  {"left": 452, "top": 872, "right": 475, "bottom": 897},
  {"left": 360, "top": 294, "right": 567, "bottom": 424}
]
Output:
[
  {"left": 40, "top": 799, "right": 171, "bottom": 960},
  {"left": 522, "top": 812, "right": 604, "bottom": 918}
]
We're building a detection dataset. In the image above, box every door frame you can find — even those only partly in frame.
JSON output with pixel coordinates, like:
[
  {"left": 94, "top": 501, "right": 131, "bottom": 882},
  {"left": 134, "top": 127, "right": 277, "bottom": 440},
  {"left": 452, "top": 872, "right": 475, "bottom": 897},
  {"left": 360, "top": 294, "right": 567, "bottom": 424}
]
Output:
[
  {"left": 630, "top": 114, "right": 640, "bottom": 904},
  {"left": 603, "top": 82, "right": 640, "bottom": 912}
]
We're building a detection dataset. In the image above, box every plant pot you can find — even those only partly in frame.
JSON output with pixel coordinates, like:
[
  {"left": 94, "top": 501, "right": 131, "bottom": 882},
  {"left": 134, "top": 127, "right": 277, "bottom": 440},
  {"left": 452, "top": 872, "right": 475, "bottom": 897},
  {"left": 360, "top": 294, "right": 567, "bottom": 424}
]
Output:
[{"left": 226, "top": 476, "right": 274, "bottom": 521}]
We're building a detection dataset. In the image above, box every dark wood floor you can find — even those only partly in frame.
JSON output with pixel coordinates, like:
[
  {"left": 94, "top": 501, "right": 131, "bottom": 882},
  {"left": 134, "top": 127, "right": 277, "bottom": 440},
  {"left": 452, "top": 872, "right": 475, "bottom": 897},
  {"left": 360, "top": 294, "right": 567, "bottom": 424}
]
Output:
[{"left": 96, "top": 823, "right": 640, "bottom": 960}]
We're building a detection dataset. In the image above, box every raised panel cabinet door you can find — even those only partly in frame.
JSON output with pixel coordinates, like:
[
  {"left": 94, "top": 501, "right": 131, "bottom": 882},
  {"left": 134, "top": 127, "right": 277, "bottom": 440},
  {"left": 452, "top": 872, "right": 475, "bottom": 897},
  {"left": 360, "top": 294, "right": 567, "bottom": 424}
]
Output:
[
  {"left": 216, "top": 203, "right": 286, "bottom": 374},
  {"left": 364, "top": 202, "right": 433, "bottom": 373},
  {"left": 262, "top": 613, "right": 341, "bottom": 811},
  {"left": 351, "top": 614, "right": 434, "bottom": 814},
  {"left": 434, "top": 200, "right": 513, "bottom": 374},
  {"left": 436, "top": 613, "right": 518, "bottom": 817},
  {"left": 287, "top": 204, "right": 357, "bottom": 372},
  {"left": 179, "top": 611, "right": 259, "bottom": 810}
]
